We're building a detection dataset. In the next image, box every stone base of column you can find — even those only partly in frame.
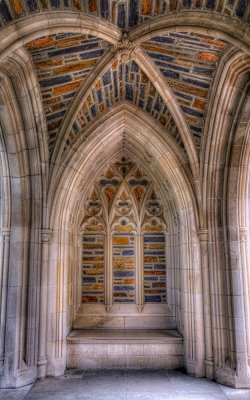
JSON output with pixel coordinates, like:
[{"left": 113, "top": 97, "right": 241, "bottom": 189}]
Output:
[
  {"left": 204, "top": 358, "right": 214, "bottom": 380},
  {"left": 37, "top": 358, "right": 47, "bottom": 380}
]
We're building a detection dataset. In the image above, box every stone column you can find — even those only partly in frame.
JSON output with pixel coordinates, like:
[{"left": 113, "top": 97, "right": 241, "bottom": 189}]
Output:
[
  {"left": 37, "top": 229, "right": 52, "bottom": 379},
  {"left": 198, "top": 228, "right": 214, "bottom": 379},
  {"left": 105, "top": 231, "right": 112, "bottom": 311},
  {"left": 0, "top": 229, "right": 10, "bottom": 370},
  {"left": 239, "top": 227, "right": 250, "bottom": 366},
  {"left": 136, "top": 233, "right": 144, "bottom": 312}
]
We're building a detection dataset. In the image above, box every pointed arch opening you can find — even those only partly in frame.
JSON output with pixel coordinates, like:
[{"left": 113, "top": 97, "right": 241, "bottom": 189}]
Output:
[{"left": 47, "top": 108, "right": 205, "bottom": 376}]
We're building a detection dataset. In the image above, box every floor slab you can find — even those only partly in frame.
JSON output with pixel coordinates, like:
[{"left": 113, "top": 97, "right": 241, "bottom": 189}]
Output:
[{"left": 1, "top": 370, "right": 250, "bottom": 399}]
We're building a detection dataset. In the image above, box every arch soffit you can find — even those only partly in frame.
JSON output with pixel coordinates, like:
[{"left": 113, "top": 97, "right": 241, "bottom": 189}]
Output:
[
  {"left": 48, "top": 107, "right": 198, "bottom": 235},
  {"left": 0, "top": 127, "right": 10, "bottom": 231},
  {"left": 201, "top": 52, "right": 250, "bottom": 215},
  {"left": 0, "top": 13, "right": 249, "bottom": 57},
  {"left": 225, "top": 85, "right": 250, "bottom": 229},
  {"left": 49, "top": 103, "right": 192, "bottom": 195}
]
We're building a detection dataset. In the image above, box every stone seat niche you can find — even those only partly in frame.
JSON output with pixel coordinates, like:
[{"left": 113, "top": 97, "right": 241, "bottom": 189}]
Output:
[
  {"left": 67, "top": 158, "right": 183, "bottom": 370},
  {"left": 68, "top": 304, "right": 183, "bottom": 370}
]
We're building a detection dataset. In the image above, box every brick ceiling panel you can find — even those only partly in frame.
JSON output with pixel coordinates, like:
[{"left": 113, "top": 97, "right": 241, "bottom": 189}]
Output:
[
  {"left": 25, "top": 33, "right": 110, "bottom": 153},
  {"left": 65, "top": 60, "right": 185, "bottom": 155},
  {"left": 142, "top": 32, "right": 229, "bottom": 150}
]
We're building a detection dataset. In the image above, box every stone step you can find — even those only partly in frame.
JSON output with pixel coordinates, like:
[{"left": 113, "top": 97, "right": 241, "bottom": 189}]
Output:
[{"left": 67, "top": 329, "right": 183, "bottom": 370}]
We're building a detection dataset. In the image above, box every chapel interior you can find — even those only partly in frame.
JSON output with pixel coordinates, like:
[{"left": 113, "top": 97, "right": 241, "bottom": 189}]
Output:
[{"left": 0, "top": 0, "right": 249, "bottom": 392}]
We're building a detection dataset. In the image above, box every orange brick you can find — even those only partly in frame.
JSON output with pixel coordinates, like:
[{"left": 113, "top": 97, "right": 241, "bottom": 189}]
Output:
[
  {"left": 95, "top": 80, "right": 102, "bottom": 90},
  {"left": 57, "top": 41, "right": 81, "bottom": 49},
  {"left": 149, "top": 84, "right": 156, "bottom": 96},
  {"left": 44, "top": 96, "right": 62, "bottom": 105},
  {"left": 48, "top": 120, "right": 61, "bottom": 131},
  {"left": 198, "top": 52, "right": 218, "bottom": 62},
  {"left": 159, "top": 116, "right": 166, "bottom": 126},
  {"left": 141, "top": 71, "right": 149, "bottom": 83},
  {"left": 149, "top": 244, "right": 165, "bottom": 249},
  {"left": 144, "top": 256, "right": 158, "bottom": 263},
  {"left": 145, "top": 270, "right": 165, "bottom": 275},
  {"left": 142, "top": 43, "right": 185, "bottom": 58},
  {"left": 186, "top": 116, "right": 203, "bottom": 126},
  {"left": 53, "top": 60, "right": 96, "bottom": 75},
  {"left": 124, "top": 279, "right": 135, "bottom": 284},
  {"left": 114, "top": 225, "right": 133, "bottom": 233},
  {"left": 113, "top": 237, "right": 129, "bottom": 245},
  {"left": 88, "top": 0, "right": 97, "bottom": 12},
  {"left": 83, "top": 243, "right": 103, "bottom": 249},
  {"left": 82, "top": 296, "right": 97, "bottom": 302},
  {"left": 12, "top": 0, "right": 24, "bottom": 16},
  {"left": 73, "top": 0, "right": 81, "bottom": 10},
  {"left": 154, "top": 0, "right": 160, "bottom": 13},
  {"left": 56, "top": 35, "right": 86, "bottom": 46},
  {"left": 34, "top": 58, "right": 63, "bottom": 69},
  {"left": 26, "top": 37, "right": 55, "bottom": 49},
  {"left": 145, "top": 225, "right": 162, "bottom": 231},
  {"left": 204, "top": 39, "right": 225, "bottom": 47},
  {"left": 142, "top": 0, "right": 151, "bottom": 14},
  {"left": 99, "top": 104, "right": 104, "bottom": 112},
  {"left": 53, "top": 80, "right": 81, "bottom": 95},
  {"left": 193, "top": 98, "right": 206, "bottom": 110},
  {"left": 167, "top": 80, "right": 207, "bottom": 98},
  {"left": 105, "top": 187, "right": 115, "bottom": 201},
  {"left": 51, "top": 103, "right": 64, "bottom": 112},
  {"left": 87, "top": 95, "right": 93, "bottom": 106},
  {"left": 40, "top": 0, "right": 48, "bottom": 9},
  {"left": 93, "top": 284, "right": 104, "bottom": 290}
]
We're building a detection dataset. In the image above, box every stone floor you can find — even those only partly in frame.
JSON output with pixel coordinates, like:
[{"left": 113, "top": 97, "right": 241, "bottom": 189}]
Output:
[{"left": 1, "top": 369, "right": 250, "bottom": 400}]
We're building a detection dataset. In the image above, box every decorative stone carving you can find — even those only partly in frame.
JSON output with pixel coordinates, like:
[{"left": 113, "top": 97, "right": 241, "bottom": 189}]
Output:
[{"left": 113, "top": 33, "right": 138, "bottom": 64}]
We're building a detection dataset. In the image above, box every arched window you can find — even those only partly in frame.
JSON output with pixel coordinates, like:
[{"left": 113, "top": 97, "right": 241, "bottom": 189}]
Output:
[{"left": 80, "top": 157, "right": 167, "bottom": 310}]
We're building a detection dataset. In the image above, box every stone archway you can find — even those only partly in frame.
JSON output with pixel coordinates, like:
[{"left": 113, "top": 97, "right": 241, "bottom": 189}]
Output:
[{"left": 46, "top": 107, "right": 205, "bottom": 377}]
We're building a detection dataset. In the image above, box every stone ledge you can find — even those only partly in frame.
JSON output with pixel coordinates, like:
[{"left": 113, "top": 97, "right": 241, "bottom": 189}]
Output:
[{"left": 67, "top": 329, "right": 183, "bottom": 344}]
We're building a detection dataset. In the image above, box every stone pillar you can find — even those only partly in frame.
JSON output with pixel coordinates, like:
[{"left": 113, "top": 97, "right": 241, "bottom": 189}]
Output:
[
  {"left": 37, "top": 229, "right": 52, "bottom": 379},
  {"left": 180, "top": 222, "right": 205, "bottom": 377},
  {"left": 198, "top": 228, "right": 214, "bottom": 379},
  {"left": 0, "top": 229, "right": 10, "bottom": 370},
  {"left": 136, "top": 233, "right": 144, "bottom": 312},
  {"left": 239, "top": 227, "right": 250, "bottom": 367},
  {"left": 105, "top": 231, "right": 112, "bottom": 311}
]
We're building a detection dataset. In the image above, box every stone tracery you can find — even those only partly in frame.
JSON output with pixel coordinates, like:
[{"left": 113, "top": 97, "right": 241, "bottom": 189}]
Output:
[{"left": 80, "top": 158, "right": 167, "bottom": 306}]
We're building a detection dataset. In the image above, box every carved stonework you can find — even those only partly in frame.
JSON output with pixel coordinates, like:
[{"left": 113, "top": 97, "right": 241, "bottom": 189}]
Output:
[{"left": 113, "top": 33, "right": 137, "bottom": 64}]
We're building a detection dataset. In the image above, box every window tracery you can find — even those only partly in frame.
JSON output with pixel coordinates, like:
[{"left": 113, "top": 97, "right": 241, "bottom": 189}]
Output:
[{"left": 80, "top": 156, "right": 167, "bottom": 308}]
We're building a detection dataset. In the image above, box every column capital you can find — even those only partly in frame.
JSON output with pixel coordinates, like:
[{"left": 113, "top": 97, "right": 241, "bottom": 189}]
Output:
[
  {"left": 239, "top": 226, "right": 248, "bottom": 240},
  {"left": 41, "top": 228, "right": 52, "bottom": 243},
  {"left": 2, "top": 228, "right": 10, "bottom": 237},
  {"left": 198, "top": 228, "right": 208, "bottom": 242}
]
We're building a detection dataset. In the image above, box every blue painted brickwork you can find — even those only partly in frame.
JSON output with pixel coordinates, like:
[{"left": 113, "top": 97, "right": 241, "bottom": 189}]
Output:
[
  {"left": 143, "top": 32, "right": 228, "bottom": 150},
  {"left": 68, "top": 60, "right": 184, "bottom": 155},
  {"left": 144, "top": 234, "right": 166, "bottom": 303},
  {"left": 113, "top": 235, "right": 135, "bottom": 303},
  {"left": 26, "top": 33, "right": 109, "bottom": 154},
  {"left": 82, "top": 235, "right": 105, "bottom": 303}
]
